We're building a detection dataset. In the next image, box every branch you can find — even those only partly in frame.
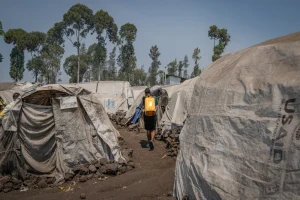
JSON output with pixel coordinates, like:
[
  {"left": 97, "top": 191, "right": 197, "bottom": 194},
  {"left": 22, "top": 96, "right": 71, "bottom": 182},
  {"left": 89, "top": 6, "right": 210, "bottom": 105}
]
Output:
[{"left": 66, "top": 36, "right": 75, "bottom": 45}]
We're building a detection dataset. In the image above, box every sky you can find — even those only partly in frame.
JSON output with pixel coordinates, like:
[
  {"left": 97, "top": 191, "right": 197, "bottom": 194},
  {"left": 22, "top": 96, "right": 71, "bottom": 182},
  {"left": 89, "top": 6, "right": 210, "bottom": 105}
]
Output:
[{"left": 0, "top": 0, "right": 299, "bottom": 83}]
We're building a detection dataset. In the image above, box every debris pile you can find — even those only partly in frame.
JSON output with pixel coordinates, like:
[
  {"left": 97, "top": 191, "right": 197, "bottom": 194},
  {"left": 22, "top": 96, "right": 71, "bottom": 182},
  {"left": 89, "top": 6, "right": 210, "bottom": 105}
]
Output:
[
  {"left": 156, "top": 128, "right": 181, "bottom": 157},
  {"left": 109, "top": 111, "right": 127, "bottom": 128}
]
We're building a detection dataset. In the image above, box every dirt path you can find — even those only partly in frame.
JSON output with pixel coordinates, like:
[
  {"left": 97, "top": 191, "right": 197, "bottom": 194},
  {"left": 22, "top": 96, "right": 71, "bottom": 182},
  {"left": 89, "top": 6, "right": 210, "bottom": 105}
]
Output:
[{"left": 1, "top": 129, "right": 176, "bottom": 200}]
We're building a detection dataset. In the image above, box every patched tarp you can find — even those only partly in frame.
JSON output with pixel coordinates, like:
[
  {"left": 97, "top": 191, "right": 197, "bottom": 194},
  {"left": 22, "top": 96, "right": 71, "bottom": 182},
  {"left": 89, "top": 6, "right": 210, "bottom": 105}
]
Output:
[
  {"left": 174, "top": 33, "right": 300, "bottom": 199},
  {"left": 0, "top": 84, "right": 125, "bottom": 180}
]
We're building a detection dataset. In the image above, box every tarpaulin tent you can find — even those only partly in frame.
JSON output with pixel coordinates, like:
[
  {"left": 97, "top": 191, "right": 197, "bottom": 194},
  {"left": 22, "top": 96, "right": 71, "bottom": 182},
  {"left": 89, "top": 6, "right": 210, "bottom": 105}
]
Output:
[
  {"left": 65, "top": 81, "right": 134, "bottom": 114},
  {"left": 0, "top": 84, "right": 125, "bottom": 181},
  {"left": 174, "top": 32, "right": 300, "bottom": 199},
  {"left": 131, "top": 86, "right": 147, "bottom": 99}
]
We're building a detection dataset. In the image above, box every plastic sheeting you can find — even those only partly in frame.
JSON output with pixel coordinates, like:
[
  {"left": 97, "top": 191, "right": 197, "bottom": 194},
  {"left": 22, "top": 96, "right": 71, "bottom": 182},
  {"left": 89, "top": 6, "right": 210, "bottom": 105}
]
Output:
[
  {"left": 174, "top": 36, "right": 300, "bottom": 199},
  {"left": 65, "top": 81, "right": 134, "bottom": 114},
  {"left": 1, "top": 84, "right": 125, "bottom": 180}
]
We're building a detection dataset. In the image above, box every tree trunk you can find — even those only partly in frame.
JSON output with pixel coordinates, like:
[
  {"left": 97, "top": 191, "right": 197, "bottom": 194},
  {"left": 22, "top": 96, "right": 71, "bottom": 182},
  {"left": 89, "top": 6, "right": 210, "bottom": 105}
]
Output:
[
  {"left": 35, "top": 72, "right": 38, "bottom": 82},
  {"left": 214, "top": 39, "right": 215, "bottom": 47},
  {"left": 77, "top": 33, "right": 80, "bottom": 83},
  {"left": 98, "top": 64, "right": 100, "bottom": 81}
]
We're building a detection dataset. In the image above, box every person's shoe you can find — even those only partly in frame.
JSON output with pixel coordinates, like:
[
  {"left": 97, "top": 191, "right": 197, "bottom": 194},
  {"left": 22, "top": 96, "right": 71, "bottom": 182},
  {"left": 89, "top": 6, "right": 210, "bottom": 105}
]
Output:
[{"left": 149, "top": 141, "right": 154, "bottom": 151}]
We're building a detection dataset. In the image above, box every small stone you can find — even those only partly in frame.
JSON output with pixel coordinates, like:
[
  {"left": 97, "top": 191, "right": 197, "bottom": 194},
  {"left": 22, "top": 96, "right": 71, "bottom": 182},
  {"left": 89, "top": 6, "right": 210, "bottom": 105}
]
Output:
[
  {"left": 13, "top": 184, "right": 21, "bottom": 190},
  {"left": 48, "top": 184, "right": 55, "bottom": 188},
  {"left": 87, "top": 174, "right": 93, "bottom": 180},
  {"left": 72, "top": 165, "right": 81, "bottom": 173},
  {"left": 128, "top": 162, "right": 135, "bottom": 168},
  {"left": 0, "top": 176, "right": 11, "bottom": 184},
  {"left": 46, "top": 177, "right": 56, "bottom": 184},
  {"left": 99, "top": 166, "right": 107, "bottom": 174},
  {"left": 79, "top": 175, "right": 87, "bottom": 182},
  {"left": 99, "top": 158, "right": 108, "bottom": 165},
  {"left": 3, "top": 187, "right": 12, "bottom": 193},
  {"left": 11, "top": 177, "right": 21, "bottom": 185},
  {"left": 4, "top": 182, "right": 13, "bottom": 189},
  {"left": 89, "top": 165, "right": 97, "bottom": 173},
  {"left": 80, "top": 193, "right": 86, "bottom": 199},
  {"left": 91, "top": 160, "right": 98, "bottom": 165},
  {"left": 126, "top": 166, "right": 133, "bottom": 171},
  {"left": 94, "top": 163, "right": 101, "bottom": 169},
  {"left": 119, "top": 166, "right": 127, "bottom": 174},
  {"left": 37, "top": 180, "right": 47, "bottom": 188},
  {"left": 79, "top": 166, "right": 89, "bottom": 175},
  {"left": 106, "top": 163, "right": 118, "bottom": 175},
  {"left": 64, "top": 173, "right": 75, "bottom": 181}
]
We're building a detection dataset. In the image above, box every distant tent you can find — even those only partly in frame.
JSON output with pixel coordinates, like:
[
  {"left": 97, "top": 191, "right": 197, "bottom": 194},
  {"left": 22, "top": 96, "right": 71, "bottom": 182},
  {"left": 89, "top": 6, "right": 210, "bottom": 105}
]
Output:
[{"left": 0, "top": 84, "right": 125, "bottom": 181}]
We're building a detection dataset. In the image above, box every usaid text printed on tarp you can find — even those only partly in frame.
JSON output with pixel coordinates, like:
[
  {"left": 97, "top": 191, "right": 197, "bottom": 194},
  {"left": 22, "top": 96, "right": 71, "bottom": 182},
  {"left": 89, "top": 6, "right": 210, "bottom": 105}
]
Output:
[{"left": 271, "top": 98, "right": 300, "bottom": 164}]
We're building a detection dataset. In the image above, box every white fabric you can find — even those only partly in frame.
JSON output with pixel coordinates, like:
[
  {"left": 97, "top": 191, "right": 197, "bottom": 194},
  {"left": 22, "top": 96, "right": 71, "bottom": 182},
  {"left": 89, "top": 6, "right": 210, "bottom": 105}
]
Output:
[{"left": 174, "top": 40, "right": 300, "bottom": 199}]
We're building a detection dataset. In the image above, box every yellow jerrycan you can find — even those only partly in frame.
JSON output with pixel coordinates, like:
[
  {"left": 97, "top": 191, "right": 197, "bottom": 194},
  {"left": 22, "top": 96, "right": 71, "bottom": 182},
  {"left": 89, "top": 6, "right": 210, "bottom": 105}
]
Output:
[{"left": 145, "top": 96, "right": 156, "bottom": 116}]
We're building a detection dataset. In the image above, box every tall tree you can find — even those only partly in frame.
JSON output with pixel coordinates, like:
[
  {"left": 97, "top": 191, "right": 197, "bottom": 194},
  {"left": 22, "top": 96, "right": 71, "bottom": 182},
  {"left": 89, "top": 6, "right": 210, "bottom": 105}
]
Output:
[
  {"left": 9, "top": 46, "right": 25, "bottom": 82},
  {"left": 208, "top": 25, "right": 231, "bottom": 61},
  {"left": 107, "top": 46, "right": 117, "bottom": 80},
  {"left": 132, "top": 66, "right": 147, "bottom": 86},
  {"left": 117, "top": 23, "right": 137, "bottom": 83},
  {"left": 148, "top": 45, "right": 161, "bottom": 86},
  {"left": 4, "top": 29, "right": 27, "bottom": 81},
  {"left": 40, "top": 44, "right": 64, "bottom": 84},
  {"left": 26, "top": 56, "right": 43, "bottom": 82},
  {"left": 0, "top": 21, "right": 4, "bottom": 63},
  {"left": 166, "top": 59, "right": 177, "bottom": 76},
  {"left": 157, "top": 70, "right": 165, "bottom": 85},
  {"left": 177, "top": 60, "right": 183, "bottom": 77},
  {"left": 183, "top": 55, "right": 189, "bottom": 78},
  {"left": 51, "top": 4, "right": 93, "bottom": 83},
  {"left": 86, "top": 43, "right": 106, "bottom": 81},
  {"left": 64, "top": 44, "right": 88, "bottom": 83},
  {"left": 191, "top": 47, "right": 201, "bottom": 78}
]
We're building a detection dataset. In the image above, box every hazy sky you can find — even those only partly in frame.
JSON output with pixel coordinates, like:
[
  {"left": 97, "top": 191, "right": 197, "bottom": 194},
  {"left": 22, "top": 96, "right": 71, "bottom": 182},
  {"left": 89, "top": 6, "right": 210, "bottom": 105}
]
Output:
[{"left": 0, "top": 0, "right": 299, "bottom": 83}]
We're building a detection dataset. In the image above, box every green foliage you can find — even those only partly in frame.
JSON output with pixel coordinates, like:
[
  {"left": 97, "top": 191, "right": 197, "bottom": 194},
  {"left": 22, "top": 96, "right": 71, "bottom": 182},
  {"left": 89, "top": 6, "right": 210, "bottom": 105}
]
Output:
[
  {"left": 93, "top": 10, "right": 118, "bottom": 44},
  {"left": 4, "top": 29, "right": 27, "bottom": 50},
  {"left": 177, "top": 60, "right": 183, "bottom": 77},
  {"left": 47, "top": 22, "right": 65, "bottom": 45},
  {"left": 107, "top": 46, "right": 117, "bottom": 80},
  {"left": 132, "top": 66, "right": 147, "bottom": 86},
  {"left": 0, "top": 21, "right": 4, "bottom": 63},
  {"left": 40, "top": 44, "right": 64, "bottom": 83},
  {"left": 117, "top": 23, "right": 137, "bottom": 83},
  {"left": 86, "top": 43, "right": 107, "bottom": 81},
  {"left": 26, "top": 56, "right": 43, "bottom": 82},
  {"left": 148, "top": 45, "right": 161, "bottom": 86},
  {"left": 157, "top": 70, "right": 165, "bottom": 85},
  {"left": 191, "top": 48, "right": 201, "bottom": 78},
  {"left": 183, "top": 55, "right": 189, "bottom": 78},
  {"left": 167, "top": 59, "right": 177, "bottom": 76},
  {"left": 9, "top": 46, "right": 25, "bottom": 82},
  {"left": 208, "top": 25, "right": 231, "bottom": 61},
  {"left": 25, "top": 31, "right": 46, "bottom": 55}
]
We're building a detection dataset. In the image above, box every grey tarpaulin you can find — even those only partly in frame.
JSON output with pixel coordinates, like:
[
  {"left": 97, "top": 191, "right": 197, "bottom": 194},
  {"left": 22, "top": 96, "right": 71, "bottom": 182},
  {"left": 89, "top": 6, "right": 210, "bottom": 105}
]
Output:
[
  {"left": 174, "top": 33, "right": 300, "bottom": 199},
  {"left": 1, "top": 84, "right": 125, "bottom": 180}
]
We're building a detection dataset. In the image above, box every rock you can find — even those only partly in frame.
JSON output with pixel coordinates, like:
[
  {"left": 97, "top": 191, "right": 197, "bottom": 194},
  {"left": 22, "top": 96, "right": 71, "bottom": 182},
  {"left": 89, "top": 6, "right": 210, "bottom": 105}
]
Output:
[
  {"left": 3, "top": 187, "right": 12, "bottom": 193},
  {"left": 128, "top": 162, "right": 135, "bottom": 168},
  {"left": 23, "top": 180, "right": 32, "bottom": 187},
  {"left": 11, "top": 177, "right": 21, "bottom": 185},
  {"left": 89, "top": 165, "right": 97, "bottom": 173},
  {"left": 99, "top": 166, "right": 107, "bottom": 174},
  {"left": 87, "top": 174, "right": 93, "bottom": 180},
  {"left": 106, "top": 163, "right": 118, "bottom": 175},
  {"left": 80, "top": 193, "right": 86, "bottom": 199},
  {"left": 99, "top": 158, "right": 108, "bottom": 165},
  {"left": 118, "top": 166, "right": 127, "bottom": 174},
  {"left": 79, "top": 166, "right": 89, "bottom": 175},
  {"left": 46, "top": 177, "right": 56, "bottom": 184},
  {"left": 48, "top": 184, "right": 55, "bottom": 188},
  {"left": 0, "top": 183, "right": 3, "bottom": 191},
  {"left": 64, "top": 173, "right": 75, "bottom": 181},
  {"left": 37, "top": 180, "right": 47, "bottom": 188},
  {"left": 4, "top": 182, "right": 13, "bottom": 189},
  {"left": 13, "top": 184, "right": 21, "bottom": 190},
  {"left": 91, "top": 160, "right": 98, "bottom": 165},
  {"left": 72, "top": 165, "right": 81, "bottom": 173},
  {"left": 126, "top": 166, "right": 133, "bottom": 171},
  {"left": 0, "top": 176, "right": 11, "bottom": 184},
  {"left": 79, "top": 175, "right": 87, "bottom": 182},
  {"left": 94, "top": 163, "right": 101, "bottom": 169}
]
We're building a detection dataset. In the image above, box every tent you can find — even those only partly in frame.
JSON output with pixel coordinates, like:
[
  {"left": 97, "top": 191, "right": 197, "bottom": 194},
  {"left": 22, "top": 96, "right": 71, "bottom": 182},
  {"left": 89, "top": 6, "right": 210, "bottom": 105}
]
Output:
[
  {"left": 65, "top": 81, "right": 134, "bottom": 114},
  {"left": 131, "top": 86, "right": 147, "bottom": 99},
  {"left": 0, "top": 84, "right": 125, "bottom": 181},
  {"left": 174, "top": 32, "right": 300, "bottom": 199}
]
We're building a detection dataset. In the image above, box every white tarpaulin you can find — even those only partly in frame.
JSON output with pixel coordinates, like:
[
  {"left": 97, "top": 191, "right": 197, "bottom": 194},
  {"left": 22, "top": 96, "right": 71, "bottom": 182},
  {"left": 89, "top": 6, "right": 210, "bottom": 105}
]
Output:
[
  {"left": 65, "top": 81, "right": 134, "bottom": 114},
  {"left": 174, "top": 33, "right": 300, "bottom": 199}
]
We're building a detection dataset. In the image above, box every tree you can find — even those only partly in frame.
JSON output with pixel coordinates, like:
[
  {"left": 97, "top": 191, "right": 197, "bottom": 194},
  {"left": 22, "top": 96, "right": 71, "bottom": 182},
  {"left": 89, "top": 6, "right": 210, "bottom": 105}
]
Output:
[
  {"left": 0, "top": 21, "right": 4, "bottom": 63},
  {"left": 132, "top": 66, "right": 147, "bottom": 86},
  {"left": 86, "top": 43, "right": 107, "bottom": 81},
  {"left": 166, "top": 59, "right": 177, "bottom": 76},
  {"left": 191, "top": 47, "right": 201, "bottom": 78},
  {"left": 64, "top": 44, "right": 88, "bottom": 83},
  {"left": 51, "top": 4, "right": 93, "bottom": 83},
  {"left": 107, "top": 46, "right": 117, "bottom": 80},
  {"left": 177, "top": 60, "right": 183, "bottom": 77},
  {"left": 117, "top": 23, "right": 137, "bottom": 83},
  {"left": 9, "top": 46, "right": 25, "bottom": 82},
  {"left": 157, "top": 70, "right": 165, "bottom": 85},
  {"left": 26, "top": 56, "right": 43, "bottom": 82},
  {"left": 40, "top": 44, "right": 64, "bottom": 84},
  {"left": 208, "top": 25, "right": 231, "bottom": 61},
  {"left": 4, "top": 29, "right": 27, "bottom": 81},
  {"left": 183, "top": 55, "right": 189, "bottom": 78},
  {"left": 148, "top": 45, "right": 161, "bottom": 86}
]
